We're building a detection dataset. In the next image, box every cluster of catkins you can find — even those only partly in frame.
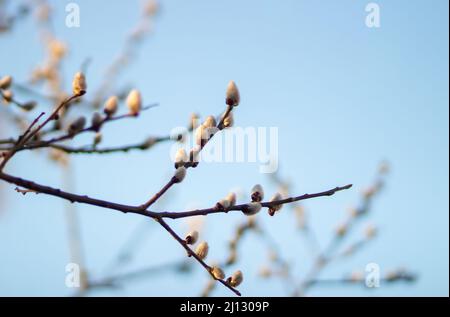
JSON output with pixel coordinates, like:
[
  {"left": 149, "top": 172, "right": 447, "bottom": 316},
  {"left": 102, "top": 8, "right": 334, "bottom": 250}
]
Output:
[
  {"left": 67, "top": 72, "right": 144, "bottom": 145},
  {"left": 171, "top": 80, "right": 240, "bottom": 185},
  {"left": 184, "top": 230, "right": 243, "bottom": 288},
  {"left": 1, "top": 75, "right": 37, "bottom": 111},
  {"left": 216, "top": 184, "right": 284, "bottom": 217}
]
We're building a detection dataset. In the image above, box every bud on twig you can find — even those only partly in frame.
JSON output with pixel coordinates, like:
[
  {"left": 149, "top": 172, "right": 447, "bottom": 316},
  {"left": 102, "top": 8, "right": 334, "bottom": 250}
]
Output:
[
  {"left": 211, "top": 266, "right": 225, "bottom": 280},
  {"left": 226, "top": 80, "right": 240, "bottom": 107},
  {"left": 126, "top": 89, "right": 142, "bottom": 116},
  {"left": 174, "top": 148, "right": 188, "bottom": 169},
  {"left": 91, "top": 112, "right": 103, "bottom": 131},
  {"left": 21, "top": 101, "right": 37, "bottom": 111},
  {"left": 68, "top": 117, "right": 86, "bottom": 135},
  {"left": 93, "top": 132, "right": 102, "bottom": 147},
  {"left": 216, "top": 192, "right": 237, "bottom": 210},
  {"left": 195, "top": 241, "right": 209, "bottom": 260},
  {"left": 173, "top": 166, "right": 187, "bottom": 183},
  {"left": 189, "top": 113, "right": 200, "bottom": 131},
  {"left": 251, "top": 184, "right": 264, "bottom": 202},
  {"left": 194, "top": 124, "right": 205, "bottom": 147},
  {"left": 203, "top": 115, "right": 216, "bottom": 129},
  {"left": 228, "top": 270, "right": 243, "bottom": 287},
  {"left": 243, "top": 202, "right": 262, "bottom": 216},
  {"left": 185, "top": 230, "right": 199, "bottom": 245},
  {"left": 104, "top": 96, "right": 118, "bottom": 116},
  {"left": 268, "top": 192, "right": 283, "bottom": 216},
  {"left": 72, "top": 72, "right": 87, "bottom": 95},
  {"left": 2, "top": 90, "right": 13, "bottom": 103},
  {"left": 0, "top": 75, "right": 12, "bottom": 89}
]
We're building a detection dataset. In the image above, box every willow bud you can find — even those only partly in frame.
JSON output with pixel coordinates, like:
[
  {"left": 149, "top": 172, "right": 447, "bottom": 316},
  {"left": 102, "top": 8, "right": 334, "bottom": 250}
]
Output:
[
  {"left": 72, "top": 72, "right": 87, "bottom": 95},
  {"left": 243, "top": 202, "right": 262, "bottom": 216},
  {"left": 126, "top": 89, "right": 142, "bottom": 115},
  {"left": 68, "top": 117, "right": 86, "bottom": 135},
  {"left": 211, "top": 266, "right": 225, "bottom": 280},
  {"left": 195, "top": 241, "right": 209, "bottom": 260},
  {"left": 228, "top": 270, "right": 243, "bottom": 287},
  {"left": 174, "top": 148, "right": 188, "bottom": 169},
  {"left": 268, "top": 192, "right": 283, "bottom": 216},
  {"left": 185, "top": 230, "right": 199, "bottom": 245},
  {"left": 226, "top": 192, "right": 237, "bottom": 207},
  {"left": 203, "top": 115, "right": 216, "bottom": 129},
  {"left": 0, "top": 75, "right": 12, "bottom": 89},
  {"left": 91, "top": 112, "right": 103, "bottom": 131},
  {"left": 104, "top": 96, "right": 118, "bottom": 116},
  {"left": 195, "top": 124, "right": 207, "bottom": 147},
  {"left": 21, "top": 101, "right": 37, "bottom": 111},
  {"left": 93, "top": 132, "right": 102, "bottom": 146},
  {"left": 226, "top": 80, "right": 240, "bottom": 107},
  {"left": 189, "top": 113, "right": 200, "bottom": 131},
  {"left": 251, "top": 184, "right": 264, "bottom": 202},
  {"left": 2, "top": 90, "right": 13, "bottom": 103},
  {"left": 173, "top": 166, "right": 187, "bottom": 183}
]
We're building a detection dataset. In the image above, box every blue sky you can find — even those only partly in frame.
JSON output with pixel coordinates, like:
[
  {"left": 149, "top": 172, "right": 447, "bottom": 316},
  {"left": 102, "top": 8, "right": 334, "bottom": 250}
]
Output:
[{"left": 0, "top": 0, "right": 448, "bottom": 296}]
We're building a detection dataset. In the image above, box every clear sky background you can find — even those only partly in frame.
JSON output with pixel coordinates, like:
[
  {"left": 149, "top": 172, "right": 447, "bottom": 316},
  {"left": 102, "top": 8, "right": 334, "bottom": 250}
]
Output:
[{"left": 0, "top": 0, "right": 448, "bottom": 296}]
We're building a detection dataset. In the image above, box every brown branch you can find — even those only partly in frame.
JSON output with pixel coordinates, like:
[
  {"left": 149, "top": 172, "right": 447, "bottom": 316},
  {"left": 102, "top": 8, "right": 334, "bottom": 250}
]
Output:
[
  {"left": 141, "top": 178, "right": 177, "bottom": 210},
  {"left": 0, "top": 171, "right": 155, "bottom": 218},
  {"left": 0, "top": 93, "right": 83, "bottom": 171},
  {"left": 158, "top": 184, "right": 353, "bottom": 219},
  {"left": 293, "top": 166, "right": 388, "bottom": 296},
  {"left": 8, "top": 103, "right": 158, "bottom": 152},
  {"left": 47, "top": 136, "right": 170, "bottom": 154}
]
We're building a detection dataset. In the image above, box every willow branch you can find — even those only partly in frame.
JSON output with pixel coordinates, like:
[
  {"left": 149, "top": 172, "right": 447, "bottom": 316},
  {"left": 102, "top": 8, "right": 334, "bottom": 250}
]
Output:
[
  {"left": 156, "top": 217, "right": 242, "bottom": 296},
  {"left": 158, "top": 184, "right": 353, "bottom": 219}
]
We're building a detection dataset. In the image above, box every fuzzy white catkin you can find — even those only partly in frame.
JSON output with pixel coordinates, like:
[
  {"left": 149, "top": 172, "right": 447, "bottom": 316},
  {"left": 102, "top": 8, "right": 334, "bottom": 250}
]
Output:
[
  {"left": 269, "top": 193, "right": 283, "bottom": 212},
  {"left": 175, "top": 148, "right": 188, "bottom": 167},
  {"left": 72, "top": 72, "right": 87, "bottom": 95},
  {"left": 104, "top": 96, "right": 118, "bottom": 116},
  {"left": 211, "top": 266, "right": 225, "bottom": 280},
  {"left": 251, "top": 184, "right": 264, "bottom": 202},
  {"left": 173, "top": 167, "right": 187, "bottom": 183},
  {"left": 195, "top": 241, "right": 209, "bottom": 259},
  {"left": 230, "top": 270, "right": 243, "bottom": 287},
  {"left": 126, "top": 89, "right": 142, "bottom": 115},
  {"left": 195, "top": 124, "right": 206, "bottom": 146},
  {"left": 217, "top": 199, "right": 230, "bottom": 209},
  {"left": 226, "top": 192, "right": 237, "bottom": 207},
  {"left": 243, "top": 202, "right": 262, "bottom": 216},
  {"left": 226, "top": 80, "right": 240, "bottom": 107},
  {"left": 203, "top": 115, "right": 217, "bottom": 128},
  {"left": 0, "top": 75, "right": 12, "bottom": 89},
  {"left": 185, "top": 230, "right": 199, "bottom": 245}
]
